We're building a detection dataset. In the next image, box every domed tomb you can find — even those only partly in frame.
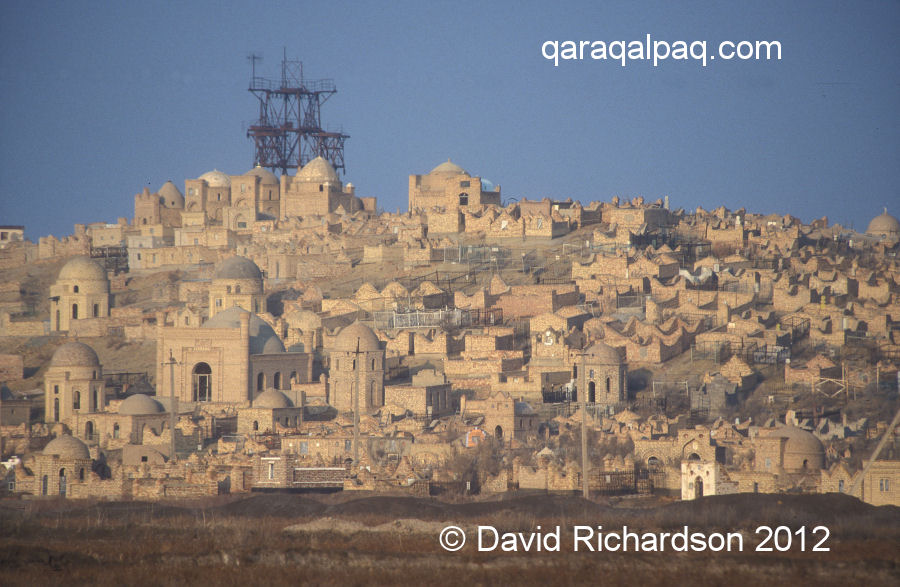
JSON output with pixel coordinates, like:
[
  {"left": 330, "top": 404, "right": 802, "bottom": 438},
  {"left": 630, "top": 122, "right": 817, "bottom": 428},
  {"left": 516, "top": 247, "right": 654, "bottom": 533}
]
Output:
[
  {"left": 214, "top": 256, "right": 263, "bottom": 281},
  {"left": 245, "top": 165, "right": 279, "bottom": 184},
  {"left": 333, "top": 321, "right": 381, "bottom": 352},
  {"left": 43, "top": 434, "right": 91, "bottom": 460},
  {"left": 158, "top": 180, "right": 184, "bottom": 208},
  {"left": 198, "top": 169, "right": 231, "bottom": 188},
  {"left": 429, "top": 159, "right": 468, "bottom": 175},
  {"left": 51, "top": 257, "right": 111, "bottom": 332},
  {"left": 866, "top": 208, "right": 900, "bottom": 239},
  {"left": 253, "top": 389, "right": 294, "bottom": 409},
  {"left": 202, "top": 307, "right": 285, "bottom": 355},
  {"left": 295, "top": 156, "right": 340, "bottom": 184},
  {"left": 118, "top": 393, "right": 165, "bottom": 416},
  {"left": 58, "top": 256, "right": 108, "bottom": 285},
  {"left": 585, "top": 341, "right": 623, "bottom": 364},
  {"left": 50, "top": 341, "right": 101, "bottom": 368},
  {"left": 770, "top": 425, "right": 825, "bottom": 471}
]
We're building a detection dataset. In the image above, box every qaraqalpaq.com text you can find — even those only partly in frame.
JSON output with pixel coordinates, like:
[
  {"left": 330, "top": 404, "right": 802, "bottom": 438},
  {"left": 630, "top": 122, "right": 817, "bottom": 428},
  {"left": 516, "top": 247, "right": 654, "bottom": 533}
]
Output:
[{"left": 541, "top": 36, "right": 782, "bottom": 67}]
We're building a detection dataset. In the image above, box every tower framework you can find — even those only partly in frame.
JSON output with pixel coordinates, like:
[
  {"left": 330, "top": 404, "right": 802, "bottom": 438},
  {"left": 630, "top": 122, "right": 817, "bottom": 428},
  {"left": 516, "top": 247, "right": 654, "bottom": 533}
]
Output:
[{"left": 247, "top": 52, "right": 348, "bottom": 175}]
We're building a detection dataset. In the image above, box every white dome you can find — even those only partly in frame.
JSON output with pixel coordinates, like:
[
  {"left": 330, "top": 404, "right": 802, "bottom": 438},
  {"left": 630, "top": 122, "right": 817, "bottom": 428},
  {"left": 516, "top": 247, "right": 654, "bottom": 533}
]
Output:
[
  {"left": 199, "top": 169, "right": 231, "bottom": 188},
  {"left": 429, "top": 159, "right": 467, "bottom": 175},
  {"left": 296, "top": 157, "right": 339, "bottom": 184},
  {"left": 866, "top": 208, "right": 900, "bottom": 238}
]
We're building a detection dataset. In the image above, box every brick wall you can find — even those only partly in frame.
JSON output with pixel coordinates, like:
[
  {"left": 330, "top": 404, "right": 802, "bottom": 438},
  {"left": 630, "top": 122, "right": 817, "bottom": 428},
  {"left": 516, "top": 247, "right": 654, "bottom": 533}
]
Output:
[
  {"left": 0, "top": 354, "right": 23, "bottom": 381},
  {"left": 0, "top": 312, "right": 48, "bottom": 337}
]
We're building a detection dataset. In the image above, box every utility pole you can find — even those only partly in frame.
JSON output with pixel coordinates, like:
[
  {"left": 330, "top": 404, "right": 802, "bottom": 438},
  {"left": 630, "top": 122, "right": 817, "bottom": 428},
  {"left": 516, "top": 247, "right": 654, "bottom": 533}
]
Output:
[
  {"left": 353, "top": 337, "right": 361, "bottom": 465},
  {"left": 580, "top": 348, "right": 589, "bottom": 499},
  {"left": 165, "top": 350, "right": 178, "bottom": 461}
]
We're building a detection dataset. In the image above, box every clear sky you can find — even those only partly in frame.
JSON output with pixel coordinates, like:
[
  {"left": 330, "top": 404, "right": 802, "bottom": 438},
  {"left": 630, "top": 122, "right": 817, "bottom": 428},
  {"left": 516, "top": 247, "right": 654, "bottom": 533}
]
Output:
[{"left": 1, "top": 0, "right": 897, "bottom": 241}]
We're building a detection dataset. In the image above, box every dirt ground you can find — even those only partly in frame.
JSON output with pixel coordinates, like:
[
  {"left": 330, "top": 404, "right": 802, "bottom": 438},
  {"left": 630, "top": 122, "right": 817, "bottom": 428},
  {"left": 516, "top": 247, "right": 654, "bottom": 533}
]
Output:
[{"left": 1, "top": 492, "right": 897, "bottom": 585}]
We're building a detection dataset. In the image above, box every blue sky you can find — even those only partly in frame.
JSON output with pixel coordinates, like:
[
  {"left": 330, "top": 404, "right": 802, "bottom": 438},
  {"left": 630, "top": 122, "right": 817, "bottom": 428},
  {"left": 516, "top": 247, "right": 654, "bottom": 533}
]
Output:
[{"left": 1, "top": 1, "right": 897, "bottom": 240}]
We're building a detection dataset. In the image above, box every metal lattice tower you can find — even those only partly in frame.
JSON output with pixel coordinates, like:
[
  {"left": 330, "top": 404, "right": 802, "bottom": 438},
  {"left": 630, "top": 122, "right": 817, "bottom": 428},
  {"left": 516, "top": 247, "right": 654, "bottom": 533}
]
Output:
[{"left": 247, "top": 51, "right": 348, "bottom": 175}]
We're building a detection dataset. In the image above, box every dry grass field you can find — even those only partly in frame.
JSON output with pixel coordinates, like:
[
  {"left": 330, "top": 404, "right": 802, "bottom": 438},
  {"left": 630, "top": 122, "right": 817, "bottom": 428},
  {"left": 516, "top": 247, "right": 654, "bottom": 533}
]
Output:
[{"left": 1, "top": 492, "right": 898, "bottom": 586}]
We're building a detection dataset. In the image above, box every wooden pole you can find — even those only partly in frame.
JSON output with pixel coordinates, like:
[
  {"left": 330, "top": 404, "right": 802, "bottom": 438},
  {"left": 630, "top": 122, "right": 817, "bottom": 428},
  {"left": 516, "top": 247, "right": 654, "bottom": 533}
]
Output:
[
  {"left": 581, "top": 349, "right": 589, "bottom": 499},
  {"left": 353, "top": 337, "right": 361, "bottom": 465},
  {"left": 166, "top": 350, "right": 178, "bottom": 461}
]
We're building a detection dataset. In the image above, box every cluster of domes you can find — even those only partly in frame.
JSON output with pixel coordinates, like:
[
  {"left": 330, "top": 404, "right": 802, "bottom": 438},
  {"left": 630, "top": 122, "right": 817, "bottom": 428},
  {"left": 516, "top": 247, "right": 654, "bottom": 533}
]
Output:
[
  {"left": 50, "top": 341, "right": 101, "bottom": 368},
  {"left": 202, "top": 306, "right": 284, "bottom": 354}
]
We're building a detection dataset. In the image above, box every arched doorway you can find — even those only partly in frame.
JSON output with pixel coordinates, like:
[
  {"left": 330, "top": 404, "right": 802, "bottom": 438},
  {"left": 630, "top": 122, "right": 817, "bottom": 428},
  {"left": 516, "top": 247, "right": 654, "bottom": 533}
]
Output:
[
  {"left": 694, "top": 476, "right": 703, "bottom": 499},
  {"left": 647, "top": 456, "right": 662, "bottom": 469},
  {"left": 193, "top": 362, "right": 212, "bottom": 402},
  {"left": 85, "top": 421, "right": 94, "bottom": 440},
  {"left": 273, "top": 372, "right": 281, "bottom": 390},
  {"left": 59, "top": 469, "right": 67, "bottom": 498},
  {"left": 257, "top": 372, "right": 265, "bottom": 391},
  {"left": 494, "top": 425, "right": 503, "bottom": 441},
  {"left": 588, "top": 381, "right": 596, "bottom": 403}
]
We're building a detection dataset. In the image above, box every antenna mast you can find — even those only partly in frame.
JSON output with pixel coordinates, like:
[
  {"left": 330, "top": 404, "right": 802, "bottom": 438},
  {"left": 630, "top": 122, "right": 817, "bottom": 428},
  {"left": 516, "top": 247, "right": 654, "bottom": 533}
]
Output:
[{"left": 246, "top": 51, "right": 349, "bottom": 175}]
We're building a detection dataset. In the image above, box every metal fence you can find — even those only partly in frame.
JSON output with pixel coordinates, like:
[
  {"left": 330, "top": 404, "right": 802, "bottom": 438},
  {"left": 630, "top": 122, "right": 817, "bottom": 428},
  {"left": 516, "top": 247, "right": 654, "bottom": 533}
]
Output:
[
  {"left": 373, "top": 307, "right": 503, "bottom": 330},
  {"left": 691, "top": 340, "right": 790, "bottom": 365}
]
